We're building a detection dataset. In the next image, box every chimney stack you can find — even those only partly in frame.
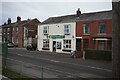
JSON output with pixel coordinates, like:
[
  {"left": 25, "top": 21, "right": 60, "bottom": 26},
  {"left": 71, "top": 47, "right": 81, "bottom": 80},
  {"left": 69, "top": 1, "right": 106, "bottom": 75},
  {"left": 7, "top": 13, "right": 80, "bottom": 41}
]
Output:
[
  {"left": 17, "top": 16, "right": 21, "bottom": 22},
  {"left": 8, "top": 18, "right": 11, "bottom": 24},
  {"left": 76, "top": 8, "right": 81, "bottom": 17}
]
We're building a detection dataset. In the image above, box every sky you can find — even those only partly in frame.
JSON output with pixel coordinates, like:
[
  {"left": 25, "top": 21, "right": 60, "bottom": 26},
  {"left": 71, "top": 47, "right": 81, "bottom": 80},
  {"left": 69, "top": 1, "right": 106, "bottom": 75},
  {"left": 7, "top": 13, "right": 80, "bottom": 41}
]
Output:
[{"left": 0, "top": 1, "right": 112, "bottom": 25}]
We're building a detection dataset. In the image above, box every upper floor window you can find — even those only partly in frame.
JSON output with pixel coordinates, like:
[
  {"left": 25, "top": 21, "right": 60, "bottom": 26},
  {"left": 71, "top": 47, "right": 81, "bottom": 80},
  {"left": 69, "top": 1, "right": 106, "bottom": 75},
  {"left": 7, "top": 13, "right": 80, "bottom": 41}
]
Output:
[
  {"left": 7, "top": 28, "right": 10, "bottom": 34},
  {"left": 99, "top": 22, "right": 106, "bottom": 33},
  {"left": 16, "top": 27, "right": 19, "bottom": 34},
  {"left": 64, "top": 24, "right": 71, "bottom": 35},
  {"left": 83, "top": 23, "right": 90, "bottom": 34},
  {"left": 43, "top": 26, "right": 49, "bottom": 35}
]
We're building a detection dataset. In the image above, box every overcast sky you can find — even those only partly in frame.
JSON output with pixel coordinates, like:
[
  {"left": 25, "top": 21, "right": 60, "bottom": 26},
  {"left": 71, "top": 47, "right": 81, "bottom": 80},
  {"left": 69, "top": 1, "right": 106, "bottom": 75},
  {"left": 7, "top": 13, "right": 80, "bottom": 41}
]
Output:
[{"left": 0, "top": 1, "right": 112, "bottom": 25}]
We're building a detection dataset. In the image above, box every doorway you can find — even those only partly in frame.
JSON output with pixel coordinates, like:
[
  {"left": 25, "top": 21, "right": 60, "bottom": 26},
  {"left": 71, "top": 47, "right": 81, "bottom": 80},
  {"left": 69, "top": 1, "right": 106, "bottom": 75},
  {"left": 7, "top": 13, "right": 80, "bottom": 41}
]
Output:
[
  {"left": 76, "top": 39, "right": 81, "bottom": 51},
  {"left": 53, "top": 41, "right": 56, "bottom": 52}
]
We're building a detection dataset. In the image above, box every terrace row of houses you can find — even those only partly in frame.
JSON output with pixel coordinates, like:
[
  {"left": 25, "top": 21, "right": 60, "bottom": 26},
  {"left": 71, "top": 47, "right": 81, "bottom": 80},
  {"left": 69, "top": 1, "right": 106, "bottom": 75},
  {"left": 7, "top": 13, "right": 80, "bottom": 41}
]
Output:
[{"left": 1, "top": 8, "right": 112, "bottom": 54}]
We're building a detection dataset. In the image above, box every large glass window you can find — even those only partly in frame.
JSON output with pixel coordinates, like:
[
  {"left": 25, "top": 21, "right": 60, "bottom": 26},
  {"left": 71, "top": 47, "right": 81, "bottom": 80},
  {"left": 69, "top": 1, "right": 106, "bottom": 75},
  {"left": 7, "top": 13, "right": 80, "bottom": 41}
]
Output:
[
  {"left": 99, "top": 22, "right": 106, "bottom": 33},
  {"left": 98, "top": 40, "right": 105, "bottom": 50},
  {"left": 83, "top": 23, "right": 90, "bottom": 34},
  {"left": 43, "top": 39, "right": 49, "bottom": 48},
  {"left": 64, "top": 24, "right": 71, "bottom": 35},
  {"left": 43, "top": 26, "right": 49, "bottom": 35},
  {"left": 63, "top": 40, "right": 71, "bottom": 49}
]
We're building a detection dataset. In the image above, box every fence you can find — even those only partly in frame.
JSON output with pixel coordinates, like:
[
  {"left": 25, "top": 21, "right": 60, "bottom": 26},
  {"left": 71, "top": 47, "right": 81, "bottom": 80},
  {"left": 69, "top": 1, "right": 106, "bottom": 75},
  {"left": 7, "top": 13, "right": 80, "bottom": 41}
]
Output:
[{"left": 3, "top": 57, "right": 81, "bottom": 79}]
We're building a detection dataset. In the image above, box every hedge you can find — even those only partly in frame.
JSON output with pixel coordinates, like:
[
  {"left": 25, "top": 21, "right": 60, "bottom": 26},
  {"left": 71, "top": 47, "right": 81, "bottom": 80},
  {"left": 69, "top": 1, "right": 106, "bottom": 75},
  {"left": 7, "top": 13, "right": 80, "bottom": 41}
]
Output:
[{"left": 84, "top": 49, "right": 112, "bottom": 61}]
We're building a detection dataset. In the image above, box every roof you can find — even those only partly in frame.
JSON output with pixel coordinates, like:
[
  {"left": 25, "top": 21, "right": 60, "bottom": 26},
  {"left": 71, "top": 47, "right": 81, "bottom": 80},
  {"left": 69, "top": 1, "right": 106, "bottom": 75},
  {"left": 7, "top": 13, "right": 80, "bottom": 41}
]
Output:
[
  {"left": 40, "top": 10, "right": 112, "bottom": 25},
  {"left": 2, "top": 18, "right": 39, "bottom": 28}
]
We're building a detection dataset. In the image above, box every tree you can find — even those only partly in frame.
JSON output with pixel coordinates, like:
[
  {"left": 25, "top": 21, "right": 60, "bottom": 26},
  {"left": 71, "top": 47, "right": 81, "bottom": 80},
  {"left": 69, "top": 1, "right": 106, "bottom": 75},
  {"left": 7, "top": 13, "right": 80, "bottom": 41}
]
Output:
[{"left": 112, "top": 1, "right": 120, "bottom": 79}]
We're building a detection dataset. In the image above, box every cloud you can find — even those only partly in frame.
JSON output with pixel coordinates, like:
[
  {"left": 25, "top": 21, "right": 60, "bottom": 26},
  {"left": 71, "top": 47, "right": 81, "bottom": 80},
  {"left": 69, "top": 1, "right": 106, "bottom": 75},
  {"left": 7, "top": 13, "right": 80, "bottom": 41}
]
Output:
[{"left": 1, "top": 2, "right": 112, "bottom": 25}]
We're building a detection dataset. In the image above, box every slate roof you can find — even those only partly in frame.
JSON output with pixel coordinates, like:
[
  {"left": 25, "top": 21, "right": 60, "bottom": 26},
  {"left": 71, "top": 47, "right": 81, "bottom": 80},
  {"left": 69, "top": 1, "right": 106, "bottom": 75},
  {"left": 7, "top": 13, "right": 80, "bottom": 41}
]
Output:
[
  {"left": 40, "top": 10, "right": 112, "bottom": 25},
  {"left": 2, "top": 19, "right": 37, "bottom": 28}
]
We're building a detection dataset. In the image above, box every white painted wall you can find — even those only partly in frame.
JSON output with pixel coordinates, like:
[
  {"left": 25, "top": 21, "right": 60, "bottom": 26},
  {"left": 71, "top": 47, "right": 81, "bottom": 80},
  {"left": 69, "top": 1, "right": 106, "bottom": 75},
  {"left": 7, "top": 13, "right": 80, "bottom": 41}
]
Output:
[{"left": 38, "top": 22, "right": 76, "bottom": 54}]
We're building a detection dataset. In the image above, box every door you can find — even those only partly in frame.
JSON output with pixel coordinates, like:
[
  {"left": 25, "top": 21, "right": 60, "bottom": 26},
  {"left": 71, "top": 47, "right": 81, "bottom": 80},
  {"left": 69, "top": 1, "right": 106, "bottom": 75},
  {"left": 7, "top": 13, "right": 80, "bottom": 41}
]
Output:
[
  {"left": 53, "top": 41, "right": 56, "bottom": 51},
  {"left": 76, "top": 39, "right": 81, "bottom": 51}
]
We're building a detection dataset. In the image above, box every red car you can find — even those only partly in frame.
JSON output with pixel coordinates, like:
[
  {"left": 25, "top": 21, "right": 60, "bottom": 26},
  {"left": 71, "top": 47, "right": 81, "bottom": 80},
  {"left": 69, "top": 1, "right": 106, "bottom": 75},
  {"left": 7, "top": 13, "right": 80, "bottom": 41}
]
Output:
[{"left": 26, "top": 43, "right": 37, "bottom": 50}]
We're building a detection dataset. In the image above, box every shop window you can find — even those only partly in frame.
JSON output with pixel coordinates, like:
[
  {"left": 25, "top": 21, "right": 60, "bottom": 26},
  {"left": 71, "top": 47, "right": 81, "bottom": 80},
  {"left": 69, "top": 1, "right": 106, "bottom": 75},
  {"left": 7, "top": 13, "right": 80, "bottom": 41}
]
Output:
[
  {"left": 43, "top": 26, "right": 49, "bottom": 35},
  {"left": 57, "top": 42, "right": 61, "bottom": 49},
  {"left": 43, "top": 39, "right": 49, "bottom": 48},
  {"left": 63, "top": 40, "right": 71, "bottom": 49},
  {"left": 99, "top": 22, "right": 106, "bottom": 33},
  {"left": 64, "top": 24, "right": 71, "bottom": 35},
  {"left": 83, "top": 23, "right": 90, "bottom": 34},
  {"left": 98, "top": 40, "right": 105, "bottom": 50}
]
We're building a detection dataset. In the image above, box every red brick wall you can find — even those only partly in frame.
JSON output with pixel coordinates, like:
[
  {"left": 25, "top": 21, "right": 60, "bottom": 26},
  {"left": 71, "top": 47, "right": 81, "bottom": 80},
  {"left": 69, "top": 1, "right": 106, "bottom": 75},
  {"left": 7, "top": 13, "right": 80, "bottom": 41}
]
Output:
[{"left": 76, "top": 19, "right": 112, "bottom": 50}]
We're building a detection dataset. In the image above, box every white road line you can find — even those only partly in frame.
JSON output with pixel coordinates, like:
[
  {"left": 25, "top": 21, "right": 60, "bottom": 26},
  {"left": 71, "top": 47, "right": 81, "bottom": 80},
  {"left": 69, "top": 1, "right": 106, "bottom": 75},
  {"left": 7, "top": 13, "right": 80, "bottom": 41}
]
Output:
[{"left": 9, "top": 53, "right": 112, "bottom": 72}]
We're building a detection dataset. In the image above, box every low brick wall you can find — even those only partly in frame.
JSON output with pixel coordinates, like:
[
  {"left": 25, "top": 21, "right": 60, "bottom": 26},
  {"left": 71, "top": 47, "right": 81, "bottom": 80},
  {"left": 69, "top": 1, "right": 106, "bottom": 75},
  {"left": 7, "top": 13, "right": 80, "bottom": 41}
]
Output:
[{"left": 84, "top": 49, "right": 112, "bottom": 61}]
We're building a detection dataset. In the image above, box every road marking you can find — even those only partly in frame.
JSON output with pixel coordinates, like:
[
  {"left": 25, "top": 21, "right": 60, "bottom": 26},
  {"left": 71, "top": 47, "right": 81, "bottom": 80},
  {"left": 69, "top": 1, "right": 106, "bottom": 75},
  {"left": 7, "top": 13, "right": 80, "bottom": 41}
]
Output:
[
  {"left": 50, "top": 60, "right": 60, "bottom": 63},
  {"left": 9, "top": 53, "right": 112, "bottom": 72}
]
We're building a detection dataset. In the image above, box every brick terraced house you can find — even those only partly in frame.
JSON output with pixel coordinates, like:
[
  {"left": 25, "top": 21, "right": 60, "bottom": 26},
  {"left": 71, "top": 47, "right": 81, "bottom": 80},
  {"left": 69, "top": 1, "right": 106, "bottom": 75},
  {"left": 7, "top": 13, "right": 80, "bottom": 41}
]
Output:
[
  {"left": 2, "top": 16, "right": 40, "bottom": 47},
  {"left": 76, "top": 10, "right": 112, "bottom": 52}
]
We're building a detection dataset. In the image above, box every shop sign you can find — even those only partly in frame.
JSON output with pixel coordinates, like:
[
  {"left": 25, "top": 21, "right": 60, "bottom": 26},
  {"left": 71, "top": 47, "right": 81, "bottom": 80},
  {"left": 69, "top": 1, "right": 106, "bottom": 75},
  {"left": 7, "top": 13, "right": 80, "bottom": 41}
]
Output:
[{"left": 51, "top": 35, "right": 65, "bottom": 39}]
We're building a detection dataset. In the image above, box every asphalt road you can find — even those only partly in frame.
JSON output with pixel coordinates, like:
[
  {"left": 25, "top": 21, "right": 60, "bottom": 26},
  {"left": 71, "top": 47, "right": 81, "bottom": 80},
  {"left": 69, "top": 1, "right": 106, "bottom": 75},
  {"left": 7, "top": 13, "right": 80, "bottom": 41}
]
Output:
[{"left": 6, "top": 48, "right": 112, "bottom": 79}]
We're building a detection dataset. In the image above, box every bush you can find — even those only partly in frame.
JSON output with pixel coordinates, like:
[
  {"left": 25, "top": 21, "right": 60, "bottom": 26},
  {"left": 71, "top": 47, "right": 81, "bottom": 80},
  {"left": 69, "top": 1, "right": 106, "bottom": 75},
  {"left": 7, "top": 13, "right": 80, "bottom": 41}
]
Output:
[{"left": 84, "top": 49, "right": 112, "bottom": 61}]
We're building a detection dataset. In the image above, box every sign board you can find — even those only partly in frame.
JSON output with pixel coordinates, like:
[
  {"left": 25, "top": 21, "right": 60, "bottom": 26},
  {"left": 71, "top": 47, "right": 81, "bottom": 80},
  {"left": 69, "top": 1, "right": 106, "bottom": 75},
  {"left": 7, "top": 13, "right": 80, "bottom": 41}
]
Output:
[{"left": 51, "top": 35, "right": 65, "bottom": 39}]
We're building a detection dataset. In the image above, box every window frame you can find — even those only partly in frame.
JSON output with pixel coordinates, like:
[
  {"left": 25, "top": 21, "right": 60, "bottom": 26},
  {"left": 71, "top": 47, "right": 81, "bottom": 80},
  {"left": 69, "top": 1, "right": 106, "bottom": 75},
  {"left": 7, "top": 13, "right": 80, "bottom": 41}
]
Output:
[
  {"left": 99, "top": 22, "right": 106, "bottom": 34},
  {"left": 63, "top": 40, "right": 71, "bottom": 50},
  {"left": 64, "top": 24, "right": 71, "bottom": 35},
  {"left": 43, "top": 39, "right": 49, "bottom": 49},
  {"left": 83, "top": 23, "right": 90, "bottom": 34},
  {"left": 43, "top": 26, "right": 49, "bottom": 35}
]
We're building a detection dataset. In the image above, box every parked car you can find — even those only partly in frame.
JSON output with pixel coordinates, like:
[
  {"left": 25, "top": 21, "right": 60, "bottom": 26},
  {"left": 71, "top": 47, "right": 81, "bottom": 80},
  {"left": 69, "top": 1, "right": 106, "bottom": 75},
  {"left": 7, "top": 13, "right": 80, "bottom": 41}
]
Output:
[
  {"left": 26, "top": 43, "right": 37, "bottom": 50},
  {"left": 7, "top": 42, "right": 14, "bottom": 47}
]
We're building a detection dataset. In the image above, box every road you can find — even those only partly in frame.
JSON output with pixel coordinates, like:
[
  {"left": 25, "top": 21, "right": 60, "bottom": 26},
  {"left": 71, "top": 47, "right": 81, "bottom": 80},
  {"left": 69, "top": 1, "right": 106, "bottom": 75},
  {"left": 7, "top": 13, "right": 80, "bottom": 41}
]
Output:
[{"left": 6, "top": 48, "right": 112, "bottom": 79}]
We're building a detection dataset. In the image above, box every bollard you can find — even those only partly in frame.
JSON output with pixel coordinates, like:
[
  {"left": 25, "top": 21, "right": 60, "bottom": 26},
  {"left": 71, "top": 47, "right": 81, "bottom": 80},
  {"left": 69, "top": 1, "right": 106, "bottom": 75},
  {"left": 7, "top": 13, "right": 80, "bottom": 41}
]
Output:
[{"left": 83, "top": 51, "right": 85, "bottom": 60}]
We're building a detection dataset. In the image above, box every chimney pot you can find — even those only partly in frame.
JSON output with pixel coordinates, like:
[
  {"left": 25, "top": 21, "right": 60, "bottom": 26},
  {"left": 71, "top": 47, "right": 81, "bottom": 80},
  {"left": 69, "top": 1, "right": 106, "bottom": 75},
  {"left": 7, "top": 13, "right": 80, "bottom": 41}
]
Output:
[
  {"left": 8, "top": 18, "right": 11, "bottom": 24},
  {"left": 17, "top": 16, "right": 21, "bottom": 22},
  {"left": 76, "top": 8, "right": 81, "bottom": 17}
]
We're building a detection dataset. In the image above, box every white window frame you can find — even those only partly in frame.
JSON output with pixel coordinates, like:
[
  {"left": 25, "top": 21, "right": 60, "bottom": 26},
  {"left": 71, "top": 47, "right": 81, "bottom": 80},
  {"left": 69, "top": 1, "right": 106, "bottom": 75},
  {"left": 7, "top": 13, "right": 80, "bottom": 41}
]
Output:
[
  {"left": 63, "top": 40, "right": 71, "bottom": 50},
  {"left": 83, "top": 23, "right": 90, "bottom": 34},
  {"left": 43, "top": 26, "right": 49, "bottom": 35},
  {"left": 16, "top": 27, "right": 18, "bottom": 34},
  {"left": 64, "top": 24, "right": 71, "bottom": 35},
  {"left": 43, "top": 39, "right": 49, "bottom": 48}
]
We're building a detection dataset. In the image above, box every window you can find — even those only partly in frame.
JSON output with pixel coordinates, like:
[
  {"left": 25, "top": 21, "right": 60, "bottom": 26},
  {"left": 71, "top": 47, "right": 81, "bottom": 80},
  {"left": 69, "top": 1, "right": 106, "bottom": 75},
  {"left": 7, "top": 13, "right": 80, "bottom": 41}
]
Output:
[
  {"left": 64, "top": 24, "right": 71, "bottom": 35},
  {"left": 99, "top": 22, "right": 106, "bottom": 33},
  {"left": 16, "top": 27, "right": 18, "bottom": 34},
  {"left": 43, "top": 26, "right": 49, "bottom": 35},
  {"left": 16, "top": 37, "right": 18, "bottom": 43},
  {"left": 83, "top": 23, "right": 90, "bottom": 34},
  {"left": 63, "top": 40, "right": 71, "bottom": 49},
  {"left": 98, "top": 40, "right": 105, "bottom": 50},
  {"left": 57, "top": 42, "right": 61, "bottom": 49},
  {"left": 7, "top": 28, "right": 10, "bottom": 34},
  {"left": 83, "top": 39, "right": 89, "bottom": 49},
  {"left": 43, "top": 39, "right": 49, "bottom": 48}
]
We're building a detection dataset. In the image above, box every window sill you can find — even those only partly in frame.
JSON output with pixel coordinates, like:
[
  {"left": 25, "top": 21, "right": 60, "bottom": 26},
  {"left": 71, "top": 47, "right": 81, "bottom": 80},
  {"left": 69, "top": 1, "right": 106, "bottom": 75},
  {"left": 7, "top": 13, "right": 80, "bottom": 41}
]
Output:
[
  {"left": 62, "top": 49, "right": 71, "bottom": 52},
  {"left": 42, "top": 48, "right": 50, "bottom": 50},
  {"left": 82, "top": 34, "right": 90, "bottom": 35}
]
